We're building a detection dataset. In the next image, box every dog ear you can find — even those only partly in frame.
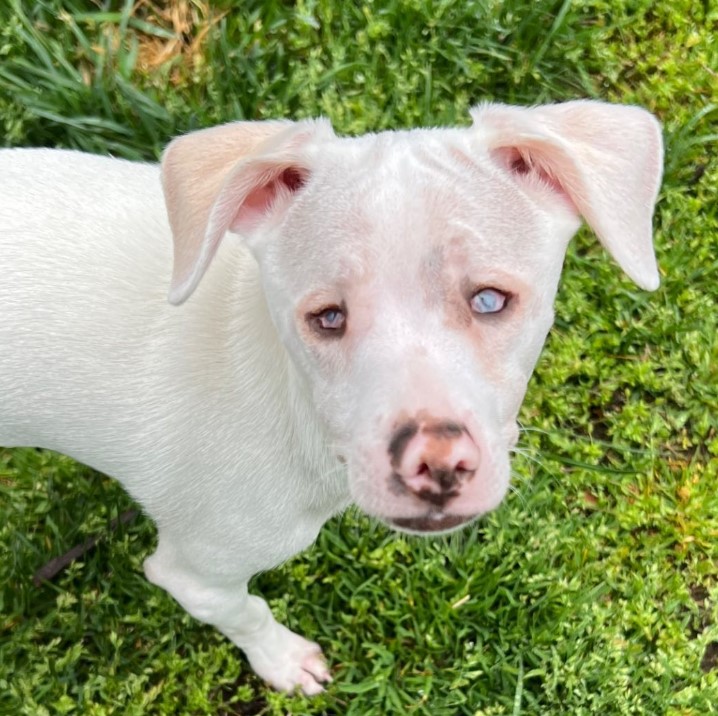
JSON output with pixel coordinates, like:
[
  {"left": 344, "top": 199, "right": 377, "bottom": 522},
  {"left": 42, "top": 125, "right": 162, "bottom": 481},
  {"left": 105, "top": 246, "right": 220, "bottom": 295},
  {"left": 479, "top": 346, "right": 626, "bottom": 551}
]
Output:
[
  {"left": 162, "top": 119, "right": 334, "bottom": 305},
  {"left": 471, "top": 100, "right": 663, "bottom": 290}
]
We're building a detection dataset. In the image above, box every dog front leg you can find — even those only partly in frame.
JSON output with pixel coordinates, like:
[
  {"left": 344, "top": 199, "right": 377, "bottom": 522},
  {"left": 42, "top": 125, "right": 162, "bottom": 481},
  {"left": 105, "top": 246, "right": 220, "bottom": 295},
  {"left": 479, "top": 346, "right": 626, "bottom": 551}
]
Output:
[{"left": 143, "top": 537, "right": 331, "bottom": 695}]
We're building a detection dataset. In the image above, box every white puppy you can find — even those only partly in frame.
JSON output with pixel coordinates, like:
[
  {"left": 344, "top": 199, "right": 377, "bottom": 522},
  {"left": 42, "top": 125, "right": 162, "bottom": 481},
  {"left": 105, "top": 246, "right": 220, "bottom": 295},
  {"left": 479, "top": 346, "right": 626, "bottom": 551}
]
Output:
[{"left": 0, "top": 101, "right": 662, "bottom": 694}]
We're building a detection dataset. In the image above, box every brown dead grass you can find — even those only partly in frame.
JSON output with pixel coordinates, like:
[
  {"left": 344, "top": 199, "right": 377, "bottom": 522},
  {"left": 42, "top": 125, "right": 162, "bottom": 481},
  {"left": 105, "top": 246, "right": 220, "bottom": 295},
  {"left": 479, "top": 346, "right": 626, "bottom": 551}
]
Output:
[{"left": 132, "top": 0, "right": 226, "bottom": 80}]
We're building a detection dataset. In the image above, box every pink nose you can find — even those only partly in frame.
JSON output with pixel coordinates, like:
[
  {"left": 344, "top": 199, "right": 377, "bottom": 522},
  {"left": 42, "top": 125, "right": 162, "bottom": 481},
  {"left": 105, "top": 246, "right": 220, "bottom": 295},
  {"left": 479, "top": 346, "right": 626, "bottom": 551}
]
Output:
[{"left": 389, "top": 420, "right": 480, "bottom": 507}]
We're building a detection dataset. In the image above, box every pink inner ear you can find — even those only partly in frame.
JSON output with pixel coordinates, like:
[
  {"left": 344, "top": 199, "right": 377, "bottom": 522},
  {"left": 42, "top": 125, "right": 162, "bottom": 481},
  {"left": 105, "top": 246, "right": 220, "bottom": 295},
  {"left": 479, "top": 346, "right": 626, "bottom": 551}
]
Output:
[
  {"left": 280, "top": 167, "right": 306, "bottom": 192},
  {"left": 495, "top": 146, "right": 564, "bottom": 195},
  {"left": 505, "top": 148, "right": 531, "bottom": 175},
  {"left": 230, "top": 166, "right": 308, "bottom": 234}
]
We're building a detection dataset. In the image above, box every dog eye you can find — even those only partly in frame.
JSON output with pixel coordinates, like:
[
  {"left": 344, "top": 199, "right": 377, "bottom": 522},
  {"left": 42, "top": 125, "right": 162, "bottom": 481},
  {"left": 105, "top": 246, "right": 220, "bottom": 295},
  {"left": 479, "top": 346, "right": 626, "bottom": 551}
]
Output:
[
  {"left": 307, "top": 306, "right": 347, "bottom": 336},
  {"left": 318, "top": 308, "right": 345, "bottom": 329},
  {"left": 470, "top": 288, "right": 508, "bottom": 315}
]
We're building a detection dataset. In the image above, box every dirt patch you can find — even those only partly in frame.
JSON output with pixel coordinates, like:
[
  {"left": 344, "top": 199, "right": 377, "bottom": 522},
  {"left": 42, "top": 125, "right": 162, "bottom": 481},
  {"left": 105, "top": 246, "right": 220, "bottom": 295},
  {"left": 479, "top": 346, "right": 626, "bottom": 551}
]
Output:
[
  {"left": 689, "top": 583, "right": 717, "bottom": 673},
  {"left": 701, "top": 642, "right": 718, "bottom": 673}
]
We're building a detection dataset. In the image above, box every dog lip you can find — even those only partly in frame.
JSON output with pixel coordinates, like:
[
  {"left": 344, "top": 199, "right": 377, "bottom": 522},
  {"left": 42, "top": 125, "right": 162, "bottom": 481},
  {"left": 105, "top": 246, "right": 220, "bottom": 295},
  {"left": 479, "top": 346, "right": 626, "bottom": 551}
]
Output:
[{"left": 387, "top": 512, "right": 477, "bottom": 534}]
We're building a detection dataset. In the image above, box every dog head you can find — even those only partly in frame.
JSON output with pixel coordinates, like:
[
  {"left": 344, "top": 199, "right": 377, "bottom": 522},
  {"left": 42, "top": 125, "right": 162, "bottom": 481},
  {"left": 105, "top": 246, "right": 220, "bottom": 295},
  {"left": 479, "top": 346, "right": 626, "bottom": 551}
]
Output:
[{"left": 161, "top": 101, "right": 662, "bottom": 534}]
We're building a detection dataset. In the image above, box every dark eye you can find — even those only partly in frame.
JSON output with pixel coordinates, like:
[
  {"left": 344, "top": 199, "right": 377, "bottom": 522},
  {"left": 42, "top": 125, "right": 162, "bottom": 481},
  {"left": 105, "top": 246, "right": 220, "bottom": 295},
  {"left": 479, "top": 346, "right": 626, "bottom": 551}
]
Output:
[
  {"left": 307, "top": 305, "right": 347, "bottom": 337},
  {"left": 470, "top": 288, "right": 508, "bottom": 315}
]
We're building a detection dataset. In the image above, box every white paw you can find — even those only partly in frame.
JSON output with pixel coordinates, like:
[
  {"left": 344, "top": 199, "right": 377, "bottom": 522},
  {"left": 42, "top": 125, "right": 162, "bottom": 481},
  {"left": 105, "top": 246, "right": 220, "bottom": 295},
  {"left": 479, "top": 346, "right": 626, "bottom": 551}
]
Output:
[{"left": 244, "top": 623, "right": 332, "bottom": 695}]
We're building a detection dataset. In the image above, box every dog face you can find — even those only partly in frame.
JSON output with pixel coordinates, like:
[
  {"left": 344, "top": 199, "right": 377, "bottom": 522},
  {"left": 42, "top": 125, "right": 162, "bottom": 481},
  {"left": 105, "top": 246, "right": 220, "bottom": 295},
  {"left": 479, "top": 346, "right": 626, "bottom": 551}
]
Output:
[
  {"left": 250, "top": 131, "right": 578, "bottom": 532},
  {"left": 162, "top": 102, "right": 663, "bottom": 534}
]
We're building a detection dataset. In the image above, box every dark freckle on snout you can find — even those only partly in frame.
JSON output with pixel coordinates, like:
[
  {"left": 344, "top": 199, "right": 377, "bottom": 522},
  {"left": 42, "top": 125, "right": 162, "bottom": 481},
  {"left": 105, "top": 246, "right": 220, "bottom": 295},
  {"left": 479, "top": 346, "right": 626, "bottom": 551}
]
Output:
[
  {"left": 429, "top": 468, "right": 459, "bottom": 491},
  {"left": 390, "top": 471, "right": 459, "bottom": 507},
  {"left": 421, "top": 421, "right": 465, "bottom": 440},
  {"left": 416, "top": 486, "right": 460, "bottom": 508},
  {"left": 388, "top": 421, "right": 419, "bottom": 468}
]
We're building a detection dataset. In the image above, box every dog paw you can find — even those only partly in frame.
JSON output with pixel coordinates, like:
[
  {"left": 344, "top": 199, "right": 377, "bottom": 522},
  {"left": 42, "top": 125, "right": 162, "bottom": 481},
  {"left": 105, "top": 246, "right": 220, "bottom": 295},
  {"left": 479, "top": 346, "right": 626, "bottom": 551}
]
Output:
[
  {"left": 244, "top": 624, "right": 332, "bottom": 695},
  {"left": 294, "top": 646, "right": 332, "bottom": 696}
]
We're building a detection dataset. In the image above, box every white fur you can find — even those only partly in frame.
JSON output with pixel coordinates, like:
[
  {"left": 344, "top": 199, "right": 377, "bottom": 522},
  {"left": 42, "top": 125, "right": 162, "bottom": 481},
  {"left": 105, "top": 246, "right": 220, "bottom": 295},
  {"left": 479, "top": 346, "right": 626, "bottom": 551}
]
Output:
[{"left": 0, "top": 101, "right": 662, "bottom": 693}]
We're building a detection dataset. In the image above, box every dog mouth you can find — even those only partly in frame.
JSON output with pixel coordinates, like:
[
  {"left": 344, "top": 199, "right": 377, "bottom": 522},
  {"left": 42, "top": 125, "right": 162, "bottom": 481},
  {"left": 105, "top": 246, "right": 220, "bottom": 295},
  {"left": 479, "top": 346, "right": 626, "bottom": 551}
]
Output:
[{"left": 386, "top": 512, "right": 478, "bottom": 535}]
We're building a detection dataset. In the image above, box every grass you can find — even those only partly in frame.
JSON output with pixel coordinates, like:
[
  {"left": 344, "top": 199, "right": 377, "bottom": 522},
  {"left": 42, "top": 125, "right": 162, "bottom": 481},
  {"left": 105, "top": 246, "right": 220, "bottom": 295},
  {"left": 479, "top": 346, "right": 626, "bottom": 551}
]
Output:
[{"left": 1, "top": 0, "right": 716, "bottom": 713}]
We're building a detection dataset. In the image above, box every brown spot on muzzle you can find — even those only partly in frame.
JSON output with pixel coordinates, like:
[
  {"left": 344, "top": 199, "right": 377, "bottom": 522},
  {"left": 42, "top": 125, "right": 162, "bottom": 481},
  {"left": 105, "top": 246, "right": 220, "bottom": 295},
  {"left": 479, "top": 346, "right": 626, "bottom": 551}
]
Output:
[
  {"left": 416, "top": 483, "right": 460, "bottom": 507},
  {"left": 428, "top": 467, "right": 459, "bottom": 492},
  {"left": 388, "top": 420, "right": 419, "bottom": 469},
  {"left": 421, "top": 421, "right": 465, "bottom": 440}
]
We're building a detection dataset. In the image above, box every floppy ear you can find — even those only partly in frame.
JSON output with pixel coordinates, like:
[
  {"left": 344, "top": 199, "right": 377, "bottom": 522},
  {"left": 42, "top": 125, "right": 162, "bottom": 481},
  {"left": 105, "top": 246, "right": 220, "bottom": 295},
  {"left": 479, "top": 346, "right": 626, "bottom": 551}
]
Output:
[
  {"left": 471, "top": 100, "right": 664, "bottom": 290},
  {"left": 161, "top": 118, "right": 334, "bottom": 305}
]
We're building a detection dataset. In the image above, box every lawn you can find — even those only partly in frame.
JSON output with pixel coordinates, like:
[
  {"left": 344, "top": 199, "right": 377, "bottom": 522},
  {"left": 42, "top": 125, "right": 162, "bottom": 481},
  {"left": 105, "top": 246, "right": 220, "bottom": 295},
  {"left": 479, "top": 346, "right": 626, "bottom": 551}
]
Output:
[{"left": 1, "top": 1, "right": 717, "bottom": 714}]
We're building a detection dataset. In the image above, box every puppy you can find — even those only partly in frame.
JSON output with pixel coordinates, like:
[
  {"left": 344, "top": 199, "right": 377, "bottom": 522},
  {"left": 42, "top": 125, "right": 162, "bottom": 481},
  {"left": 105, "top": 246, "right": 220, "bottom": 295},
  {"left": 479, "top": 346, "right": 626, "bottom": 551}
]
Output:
[{"left": 0, "top": 101, "right": 663, "bottom": 693}]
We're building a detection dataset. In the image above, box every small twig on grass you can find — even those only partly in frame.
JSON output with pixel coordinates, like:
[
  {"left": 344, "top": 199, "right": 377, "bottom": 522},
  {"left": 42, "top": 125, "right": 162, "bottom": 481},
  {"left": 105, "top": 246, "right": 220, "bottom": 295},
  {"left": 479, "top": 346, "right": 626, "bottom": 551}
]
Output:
[{"left": 32, "top": 509, "right": 139, "bottom": 586}]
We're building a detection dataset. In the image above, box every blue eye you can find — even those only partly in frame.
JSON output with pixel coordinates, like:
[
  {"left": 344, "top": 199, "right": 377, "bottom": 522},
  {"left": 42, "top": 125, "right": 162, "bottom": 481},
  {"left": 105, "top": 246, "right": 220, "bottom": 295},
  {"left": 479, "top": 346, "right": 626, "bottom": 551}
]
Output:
[
  {"left": 319, "top": 309, "right": 344, "bottom": 329},
  {"left": 307, "top": 305, "right": 347, "bottom": 337},
  {"left": 470, "top": 288, "right": 508, "bottom": 315}
]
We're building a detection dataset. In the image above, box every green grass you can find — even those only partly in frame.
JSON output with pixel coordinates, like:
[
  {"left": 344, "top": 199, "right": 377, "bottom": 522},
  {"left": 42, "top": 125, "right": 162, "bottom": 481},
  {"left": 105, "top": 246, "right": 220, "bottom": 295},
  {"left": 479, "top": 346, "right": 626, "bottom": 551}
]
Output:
[{"left": 1, "top": 0, "right": 717, "bottom": 713}]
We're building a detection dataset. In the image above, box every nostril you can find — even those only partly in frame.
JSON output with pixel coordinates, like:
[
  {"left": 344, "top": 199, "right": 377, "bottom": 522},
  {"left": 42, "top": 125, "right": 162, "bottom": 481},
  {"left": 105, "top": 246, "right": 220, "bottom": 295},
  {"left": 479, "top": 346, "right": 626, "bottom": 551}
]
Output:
[{"left": 391, "top": 418, "right": 481, "bottom": 499}]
